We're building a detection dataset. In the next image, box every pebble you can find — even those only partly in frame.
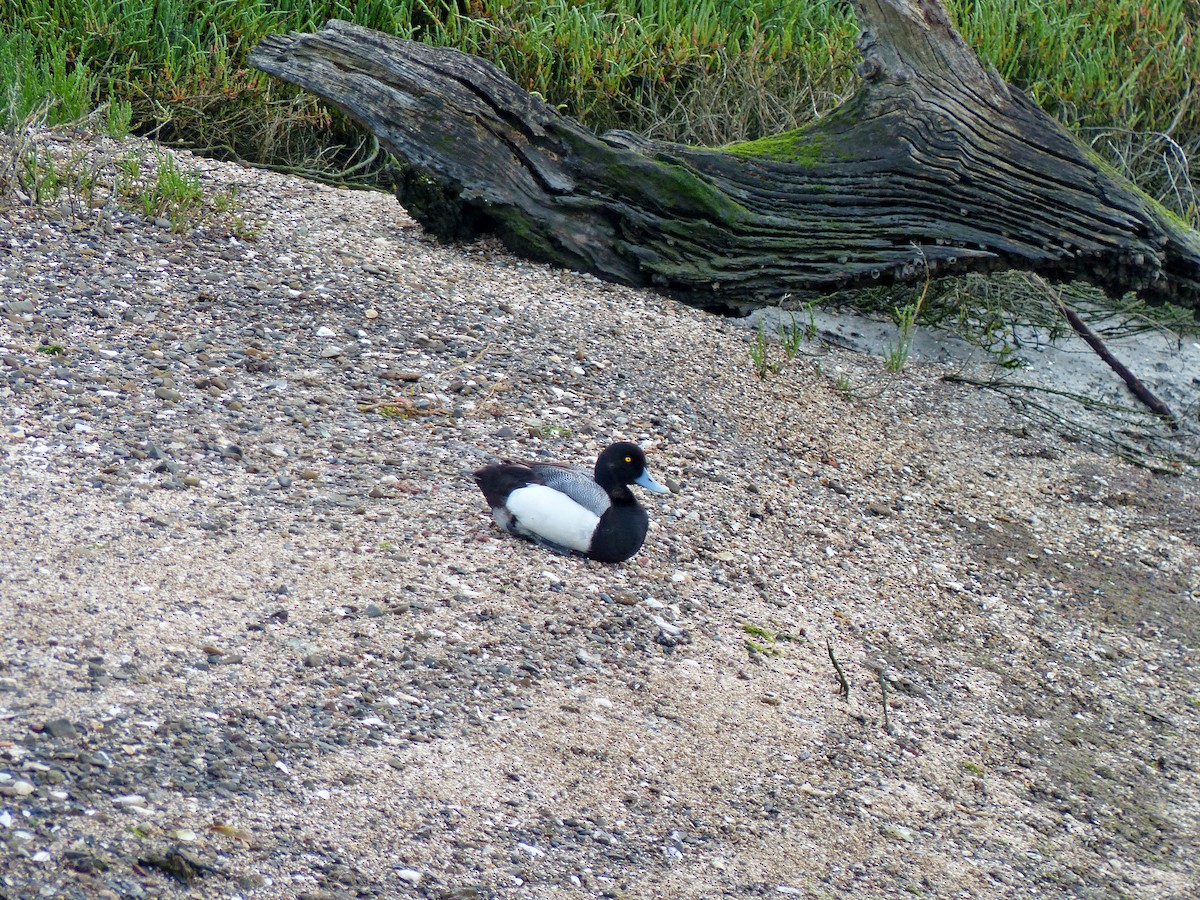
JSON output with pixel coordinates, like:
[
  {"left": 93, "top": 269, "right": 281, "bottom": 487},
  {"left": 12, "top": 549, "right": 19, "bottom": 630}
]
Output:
[
  {"left": 881, "top": 823, "right": 917, "bottom": 843},
  {"left": 43, "top": 718, "right": 78, "bottom": 739}
]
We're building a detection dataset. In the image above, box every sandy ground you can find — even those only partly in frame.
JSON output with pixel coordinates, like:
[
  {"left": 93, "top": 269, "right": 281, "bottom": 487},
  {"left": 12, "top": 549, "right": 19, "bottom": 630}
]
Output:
[{"left": 1, "top": 133, "right": 1199, "bottom": 899}]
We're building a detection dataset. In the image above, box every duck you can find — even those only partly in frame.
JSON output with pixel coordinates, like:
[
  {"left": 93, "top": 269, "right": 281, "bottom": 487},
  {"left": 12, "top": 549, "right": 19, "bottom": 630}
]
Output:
[{"left": 473, "top": 441, "right": 670, "bottom": 563}]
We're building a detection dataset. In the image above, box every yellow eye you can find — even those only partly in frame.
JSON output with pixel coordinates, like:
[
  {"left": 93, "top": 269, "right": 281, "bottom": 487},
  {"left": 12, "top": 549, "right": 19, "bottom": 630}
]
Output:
[{"left": 625, "top": 456, "right": 632, "bottom": 463}]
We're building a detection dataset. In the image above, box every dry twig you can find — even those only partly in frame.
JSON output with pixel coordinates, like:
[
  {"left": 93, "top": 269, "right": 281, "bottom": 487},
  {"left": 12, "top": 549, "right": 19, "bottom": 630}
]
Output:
[
  {"left": 878, "top": 667, "right": 894, "bottom": 735},
  {"left": 1040, "top": 278, "right": 1179, "bottom": 430},
  {"left": 826, "top": 639, "right": 850, "bottom": 698}
]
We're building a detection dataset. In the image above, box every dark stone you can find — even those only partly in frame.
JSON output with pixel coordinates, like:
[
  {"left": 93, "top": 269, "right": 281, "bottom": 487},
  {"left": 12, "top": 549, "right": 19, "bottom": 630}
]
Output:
[{"left": 44, "top": 718, "right": 79, "bottom": 739}]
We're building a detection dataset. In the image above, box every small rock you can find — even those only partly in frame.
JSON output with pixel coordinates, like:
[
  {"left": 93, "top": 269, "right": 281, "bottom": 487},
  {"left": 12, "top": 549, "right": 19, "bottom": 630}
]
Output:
[
  {"left": 44, "top": 718, "right": 79, "bottom": 739},
  {"left": 881, "top": 822, "right": 917, "bottom": 843},
  {"left": 382, "top": 369, "right": 421, "bottom": 382},
  {"left": 576, "top": 648, "right": 602, "bottom": 666}
]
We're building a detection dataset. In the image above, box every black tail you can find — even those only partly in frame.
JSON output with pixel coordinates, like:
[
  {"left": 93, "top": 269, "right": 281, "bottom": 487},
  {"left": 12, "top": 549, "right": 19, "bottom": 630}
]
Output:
[{"left": 472, "top": 464, "right": 533, "bottom": 509}]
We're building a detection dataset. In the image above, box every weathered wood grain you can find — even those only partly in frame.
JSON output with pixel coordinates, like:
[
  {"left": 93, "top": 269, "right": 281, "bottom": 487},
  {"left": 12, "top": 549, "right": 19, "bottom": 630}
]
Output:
[{"left": 249, "top": 1, "right": 1200, "bottom": 313}]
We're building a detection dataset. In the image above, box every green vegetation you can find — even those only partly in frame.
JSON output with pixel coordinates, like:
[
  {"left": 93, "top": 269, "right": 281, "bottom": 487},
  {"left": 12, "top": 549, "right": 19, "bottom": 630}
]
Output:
[
  {"left": 742, "top": 623, "right": 774, "bottom": 641},
  {"left": 748, "top": 321, "right": 778, "bottom": 378},
  {"left": 0, "top": 1, "right": 1196, "bottom": 219},
  {"left": 0, "top": 0, "right": 858, "bottom": 180},
  {"left": 883, "top": 302, "right": 918, "bottom": 374},
  {"left": 741, "top": 622, "right": 801, "bottom": 656},
  {"left": 741, "top": 623, "right": 778, "bottom": 657},
  {"left": 778, "top": 312, "right": 806, "bottom": 358},
  {"left": 130, "top": 151, "right": 201, "bottom": 225},
  {"left": 4, "top": 117, "right": 253, "bottom": 234},
  {"left": 113, "top": 148, "right": 239, "bottom": 231},
  {"left": 884, "top": 270, "right": 929, "bottom": 374},
  {"left": 748, "top": 312, "right": 809, "bottom": 377}
]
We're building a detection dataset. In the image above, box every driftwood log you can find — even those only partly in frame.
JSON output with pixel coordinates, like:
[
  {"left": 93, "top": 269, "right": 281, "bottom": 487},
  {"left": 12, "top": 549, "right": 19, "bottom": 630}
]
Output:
[{"left": 249, "top": 1, "right": 1200, "bottom": 316}]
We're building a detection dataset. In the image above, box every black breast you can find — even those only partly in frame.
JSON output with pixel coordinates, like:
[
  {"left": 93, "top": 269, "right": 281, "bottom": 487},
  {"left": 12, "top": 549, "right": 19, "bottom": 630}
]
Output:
[{"left": 586, "top": 502, "right": 650, "bottom": 563}]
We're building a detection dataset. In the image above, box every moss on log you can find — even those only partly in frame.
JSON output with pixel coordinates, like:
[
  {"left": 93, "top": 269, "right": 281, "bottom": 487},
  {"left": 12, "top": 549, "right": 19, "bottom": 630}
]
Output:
[{"left": 250, "top": 1, "right": 1200, "bottom": 314}]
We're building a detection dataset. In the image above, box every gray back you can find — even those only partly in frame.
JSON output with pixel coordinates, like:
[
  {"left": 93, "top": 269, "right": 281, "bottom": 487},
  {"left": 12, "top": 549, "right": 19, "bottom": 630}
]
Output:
[{"left": 529, "top": 463, "right": 610, "bottom": 517}]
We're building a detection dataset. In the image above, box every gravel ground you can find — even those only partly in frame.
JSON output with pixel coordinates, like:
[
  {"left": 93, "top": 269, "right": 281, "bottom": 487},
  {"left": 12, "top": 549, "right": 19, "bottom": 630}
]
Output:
[{"left": 2, "top": 132, "right": 1199, "bottom": 899}]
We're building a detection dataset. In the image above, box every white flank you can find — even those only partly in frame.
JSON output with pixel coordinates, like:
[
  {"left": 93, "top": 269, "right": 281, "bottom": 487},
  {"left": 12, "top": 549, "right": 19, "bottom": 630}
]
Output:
[{"left": 505, "top": 485, "right": 600, "bottom": 553}]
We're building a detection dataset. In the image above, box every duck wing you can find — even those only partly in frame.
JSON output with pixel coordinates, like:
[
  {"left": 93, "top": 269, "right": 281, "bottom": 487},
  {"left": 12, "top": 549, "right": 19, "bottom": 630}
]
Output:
[{"left": 527, "top": 463, "right": 611, "bottom": 517}]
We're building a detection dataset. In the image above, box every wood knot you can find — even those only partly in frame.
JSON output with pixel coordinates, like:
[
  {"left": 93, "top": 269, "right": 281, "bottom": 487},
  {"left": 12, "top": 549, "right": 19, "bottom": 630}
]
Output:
[{"left": 857, "top": 59, "right": 881, "bottom": 81}]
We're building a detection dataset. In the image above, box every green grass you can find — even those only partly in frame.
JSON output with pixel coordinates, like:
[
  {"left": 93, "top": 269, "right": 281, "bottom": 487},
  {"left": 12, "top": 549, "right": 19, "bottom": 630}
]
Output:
[
  {"left": 748, "top": 312, "right": 812, "bottom": 377},
  {"left": 1, "top": 1, "right": 1196, "bottom": 221},
  {"left": 952, "top": 0, "right": 1194, "bottom": 139},
  {"left": 5, "top": 122, "right": 252, "bottom": 235},
  {"left": 742, "top": 623, "right": 774, "bottom": 641},
  {"left": 748, "top": 321, "right": 778, "bottom": 378},
  {"left": 0, "top": 0, "right": 858, "bottom": 179}
]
